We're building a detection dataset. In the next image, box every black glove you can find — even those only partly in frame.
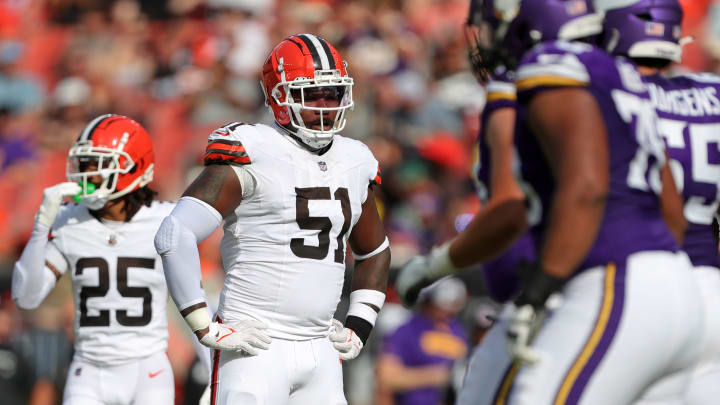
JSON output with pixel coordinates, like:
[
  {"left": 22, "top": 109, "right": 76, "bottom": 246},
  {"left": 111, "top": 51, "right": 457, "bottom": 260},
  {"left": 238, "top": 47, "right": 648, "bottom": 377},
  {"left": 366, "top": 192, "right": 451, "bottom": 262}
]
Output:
[
  {"left": 506, "top": 261, "right": 566, "bottom": 364},
  {"left": 514, "top": 261, "right": 566, "bottom": 309}
]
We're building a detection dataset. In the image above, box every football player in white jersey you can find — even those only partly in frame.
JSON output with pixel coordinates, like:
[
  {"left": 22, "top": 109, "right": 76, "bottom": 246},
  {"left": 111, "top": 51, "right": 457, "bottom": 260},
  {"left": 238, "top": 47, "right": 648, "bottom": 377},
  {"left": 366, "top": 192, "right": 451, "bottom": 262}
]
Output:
[
  {"left": 12, "top": 114, "right": 210, "bottom": 405},
  {"left": 155, "top": 33, "right": 391, "bottom": 405}
]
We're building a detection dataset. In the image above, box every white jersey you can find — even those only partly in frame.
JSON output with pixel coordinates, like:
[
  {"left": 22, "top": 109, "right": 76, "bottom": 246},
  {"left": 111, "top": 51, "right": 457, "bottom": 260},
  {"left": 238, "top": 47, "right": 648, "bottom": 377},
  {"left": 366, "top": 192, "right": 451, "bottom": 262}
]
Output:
[
  {"left": 47, "top": 201, "right": 175, "bottom": 365},
  {"left": 207, "top": 123, "right": 380, "bottom": 340}
]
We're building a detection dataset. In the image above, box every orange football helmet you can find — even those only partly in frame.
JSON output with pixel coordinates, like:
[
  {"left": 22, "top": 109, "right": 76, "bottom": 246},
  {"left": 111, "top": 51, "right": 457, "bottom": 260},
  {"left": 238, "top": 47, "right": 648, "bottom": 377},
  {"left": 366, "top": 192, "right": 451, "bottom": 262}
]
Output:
[
  {"left": 66, "top": 114, "right": 155, "bottom": 209},
  {"left": 261, "top": 33, "right": 354, "bottom": 150}
]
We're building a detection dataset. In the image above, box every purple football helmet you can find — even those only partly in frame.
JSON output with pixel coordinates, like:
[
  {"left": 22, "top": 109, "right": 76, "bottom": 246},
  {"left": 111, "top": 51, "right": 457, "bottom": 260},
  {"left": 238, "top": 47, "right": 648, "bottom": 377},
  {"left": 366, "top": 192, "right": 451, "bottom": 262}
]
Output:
[
  {"left": 601, "top": 0, "right": 684, "bottom": 62},
  {"left": 465, "top": 0, "right": 603, "bottom": 79}
]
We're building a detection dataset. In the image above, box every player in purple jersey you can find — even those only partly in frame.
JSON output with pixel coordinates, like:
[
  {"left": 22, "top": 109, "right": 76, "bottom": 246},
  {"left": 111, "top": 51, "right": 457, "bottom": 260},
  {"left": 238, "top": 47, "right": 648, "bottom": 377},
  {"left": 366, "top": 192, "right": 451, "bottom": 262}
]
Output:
[
  {"left": 395, "top": 0, "right": 535, "bottom": 307},
  {"left": 602, "top": 1, "right": 720, "bottom": 403},
  {"left": 394, "top": 5, "right": 537, "bottom": 402},
  {"left": 395, "top": 1, "right": 533, "bottom": 307},
  {"left": 458, "top": 0, "right": 705, "bottom": 404},
  {"left": 456, "top": 68, "right": 539, "bottom": 405},
  {"left": 395, "top": 5, "right": 541, "bottom": 405}
]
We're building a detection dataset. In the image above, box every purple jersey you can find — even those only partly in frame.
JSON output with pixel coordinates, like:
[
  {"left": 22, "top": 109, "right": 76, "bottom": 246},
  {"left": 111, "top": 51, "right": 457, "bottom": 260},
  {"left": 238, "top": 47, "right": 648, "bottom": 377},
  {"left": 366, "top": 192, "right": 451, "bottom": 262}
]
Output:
[
  {"left": 514, "top": 41, "right": 677, "bottom": 272},
  {"left": 382, "top": 314, "right": 467, "bottom": 405},
  {"left": 644, "top": 73, "right": 720, "bottom": 267},
  {"left": 473, "top": 73, "right": 535, "bottom": 301}
]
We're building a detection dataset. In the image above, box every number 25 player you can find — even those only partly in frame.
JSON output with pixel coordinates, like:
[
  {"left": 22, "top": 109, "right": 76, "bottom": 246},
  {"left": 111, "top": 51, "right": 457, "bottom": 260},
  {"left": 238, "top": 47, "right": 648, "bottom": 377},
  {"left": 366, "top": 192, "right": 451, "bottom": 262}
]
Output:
[
  {"left": 12, "top": 114, "right": 210, "bottom": 404},
  {"left": 155, "top": 34, "right": 391, "bottom": 405}
]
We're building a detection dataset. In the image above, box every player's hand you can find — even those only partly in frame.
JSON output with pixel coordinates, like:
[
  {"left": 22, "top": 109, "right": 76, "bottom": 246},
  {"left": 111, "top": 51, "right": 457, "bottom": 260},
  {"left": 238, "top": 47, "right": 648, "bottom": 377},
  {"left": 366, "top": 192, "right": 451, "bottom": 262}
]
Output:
[
  {"left": 36, "top": 182, "right": 82, "bottom": 228},
  {"left": 395, "top": 243, "right": 456, "bottom": 308},
  {"left": 395, "top": 256, "right": 436, "bottom": 308},
  {"left": 506, "top": 262, "right": 565, "bottom": 364},
  {"left": 329, "top": 319, "right": 363, "bottom": 361},
  {"left": 199, "top": 385, "right": 210, "bottom": 405},
  {"left": 199, "top": 320, "right": 271, "bottom": 355},
  {"left": 506, "top": 304, "right": 542, "bottom": 364}
]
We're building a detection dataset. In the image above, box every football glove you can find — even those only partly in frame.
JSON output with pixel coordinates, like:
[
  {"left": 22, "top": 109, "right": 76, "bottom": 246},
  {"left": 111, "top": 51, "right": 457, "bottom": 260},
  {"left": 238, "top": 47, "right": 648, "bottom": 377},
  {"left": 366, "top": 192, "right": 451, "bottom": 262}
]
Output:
[
  {"left": 36, "top": 182, "right": 82, "bottom": 228},
  {"left": 199, "top": 385, "right": 210, "bottom": 405},
  {"left": 507, "top": 304, "right": 543, "bottom": 364},
  {"left": 395, "top": 242, "right": 456, "bottom": 307},
  {"left": 506, "top": 262, "right": 565, "bottom": 364},
  {"left": 329, "top": 319, "right": 363, "bottom": 361},
  {"left": 199, "top": 320, "right": 272, "bottom": 355}
]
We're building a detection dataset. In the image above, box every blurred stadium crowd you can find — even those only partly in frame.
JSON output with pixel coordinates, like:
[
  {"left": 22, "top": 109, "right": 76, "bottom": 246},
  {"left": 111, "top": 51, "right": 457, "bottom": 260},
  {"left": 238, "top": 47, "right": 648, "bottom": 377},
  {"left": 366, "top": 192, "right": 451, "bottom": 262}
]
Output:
[{"left": 0, "top": 0, "right": 715, "bottom": 404}]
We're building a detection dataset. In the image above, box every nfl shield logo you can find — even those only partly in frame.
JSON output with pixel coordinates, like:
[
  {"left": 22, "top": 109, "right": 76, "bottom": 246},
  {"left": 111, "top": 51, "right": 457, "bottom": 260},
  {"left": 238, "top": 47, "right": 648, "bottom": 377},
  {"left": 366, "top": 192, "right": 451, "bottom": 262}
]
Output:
[{"left": 318, "top": 161, "right": 328, "bottom": 171}]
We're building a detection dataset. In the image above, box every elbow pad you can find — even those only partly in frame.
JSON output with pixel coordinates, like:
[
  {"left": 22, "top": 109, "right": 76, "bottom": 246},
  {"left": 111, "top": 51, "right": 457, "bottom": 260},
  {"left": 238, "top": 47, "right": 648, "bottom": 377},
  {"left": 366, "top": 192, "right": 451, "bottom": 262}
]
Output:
[{"left": 155, "top": 197, "right": 222, "bottom": 256}]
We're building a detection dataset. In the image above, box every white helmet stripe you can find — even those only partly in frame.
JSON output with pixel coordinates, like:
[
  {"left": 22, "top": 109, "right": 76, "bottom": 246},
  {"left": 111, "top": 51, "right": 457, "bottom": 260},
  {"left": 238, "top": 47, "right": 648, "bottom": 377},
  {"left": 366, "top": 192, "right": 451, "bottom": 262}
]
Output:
[
  {"left": 79, "top": 113, "right": 114, "bottom": 142},
  {"left": 300, "top": 34, "right": 330, "bottom": 70}
]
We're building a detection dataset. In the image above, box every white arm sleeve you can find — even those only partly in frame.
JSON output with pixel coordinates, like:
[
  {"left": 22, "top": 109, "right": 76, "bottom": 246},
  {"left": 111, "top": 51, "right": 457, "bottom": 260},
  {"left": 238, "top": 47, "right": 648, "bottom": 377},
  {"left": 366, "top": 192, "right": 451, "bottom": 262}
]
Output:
[
  {"left": 12, "top": 224, "right": 64, "bottom": 309},
  {"left": 155, "top": 196, "right": 222, "bottom": 312}
]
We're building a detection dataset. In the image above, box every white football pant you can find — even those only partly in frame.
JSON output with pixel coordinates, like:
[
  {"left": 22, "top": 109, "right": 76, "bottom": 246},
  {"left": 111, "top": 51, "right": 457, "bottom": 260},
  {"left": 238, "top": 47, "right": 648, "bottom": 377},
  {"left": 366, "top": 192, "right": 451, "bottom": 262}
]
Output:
[
  {"left": 457, "top": 251, "right": 703, "bottom": 405},
  {"left": 63, "top": 351, "right": 173, "bottom": 405},
  {"left": 456, "top": 306, "right": 514, "bottom": 405},
  {"left": 635, "top": 266, "right": 720, "bottom": 405},
  {"left": 209, "top": 336, "right": 346, "bottom": 405}
]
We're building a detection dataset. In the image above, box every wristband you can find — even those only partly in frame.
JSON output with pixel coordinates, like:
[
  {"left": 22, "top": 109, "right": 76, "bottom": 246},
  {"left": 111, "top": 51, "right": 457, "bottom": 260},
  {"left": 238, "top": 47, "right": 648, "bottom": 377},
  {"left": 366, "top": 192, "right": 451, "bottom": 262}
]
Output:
[
  {"left": 349, "top": 289, "right": 386, "bottom": 311},
  {"left": 427, "top": 242, "right": 457, "bottom": 278},
  {"left": 347, "top": 289, "right": 385, "bottom": 325},
  {"left": 344, "top": 315, "right": 373, "bottom": 345},
  {"left": 182, "top": 304, "right": 211, "bottom": 332}
]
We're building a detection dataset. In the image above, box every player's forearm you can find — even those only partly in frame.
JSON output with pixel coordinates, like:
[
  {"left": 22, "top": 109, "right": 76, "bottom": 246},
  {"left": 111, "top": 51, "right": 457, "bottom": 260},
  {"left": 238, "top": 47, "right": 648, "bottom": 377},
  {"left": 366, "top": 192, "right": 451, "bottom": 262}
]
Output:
[
  {"left": 189, "top": 305, "right": 214, "bottom": 372},
  {"left": 449, "top": 198, "right": 528, "bottom": 268},
  {"left": 155, "top": 197, "right": 221, "bottom": 338},
  {"left": 157, "top": 218, "right": 207, "bottom": 310},
  {"left": 12, "top": 224, "right": 57, "bottom": 309},
  {"left": 344, "top": 248, "right": 390, "bottom": 343},
  {"left": 351, "top": 248, "right": 391, "bottom": 295},
  {"left": 540, "top": 178, "right": 607, "bottom": 278}
]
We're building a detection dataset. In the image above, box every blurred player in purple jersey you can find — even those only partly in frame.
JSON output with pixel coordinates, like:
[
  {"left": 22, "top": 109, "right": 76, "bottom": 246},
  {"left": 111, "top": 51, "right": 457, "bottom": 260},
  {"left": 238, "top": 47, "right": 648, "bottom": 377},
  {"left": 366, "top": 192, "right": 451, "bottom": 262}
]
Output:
[
  {"left": 395, "top": 3, "right": 537, "bottom": 400},
  {"left": 395, "top": 0, "right": 533, "bottom": 308},
  {"left": 602, "top": 1, "right": 720, "bottom": 403},
  {"left": 449, "top": 0, "right": 705, "bottom": 403}
]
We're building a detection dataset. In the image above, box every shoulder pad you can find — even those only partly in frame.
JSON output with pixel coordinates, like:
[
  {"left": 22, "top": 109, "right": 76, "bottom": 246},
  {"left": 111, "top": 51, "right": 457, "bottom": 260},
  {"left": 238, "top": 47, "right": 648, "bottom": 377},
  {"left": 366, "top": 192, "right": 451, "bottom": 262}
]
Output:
[
  {"left": 205, "top": 122, "right": 256, "bottom": 166},
  {"left": 516, "top": 41, "right": 597, "bottom": 93}
]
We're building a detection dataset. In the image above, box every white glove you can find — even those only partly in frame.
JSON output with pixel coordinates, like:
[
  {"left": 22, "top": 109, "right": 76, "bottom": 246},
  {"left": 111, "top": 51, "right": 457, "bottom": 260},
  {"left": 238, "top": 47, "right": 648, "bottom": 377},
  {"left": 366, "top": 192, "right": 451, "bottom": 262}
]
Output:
[
  {"left": 199, "top": 385, "right": 210, "bottom": 405},
  {"left": 35, "top": 182, "right": 82, "bottom": 228},
  {"left": 396, "top": 242, "right": 455, "bottom": 307},
  {"left": 199, "top": 320, "right": 272, "bottom": 355},
  {"left": 329, "top": 319, "right": 363, "bottom": 361},
  {"left": 506, "top": 304, "right": 542, "bottom": 364}
]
